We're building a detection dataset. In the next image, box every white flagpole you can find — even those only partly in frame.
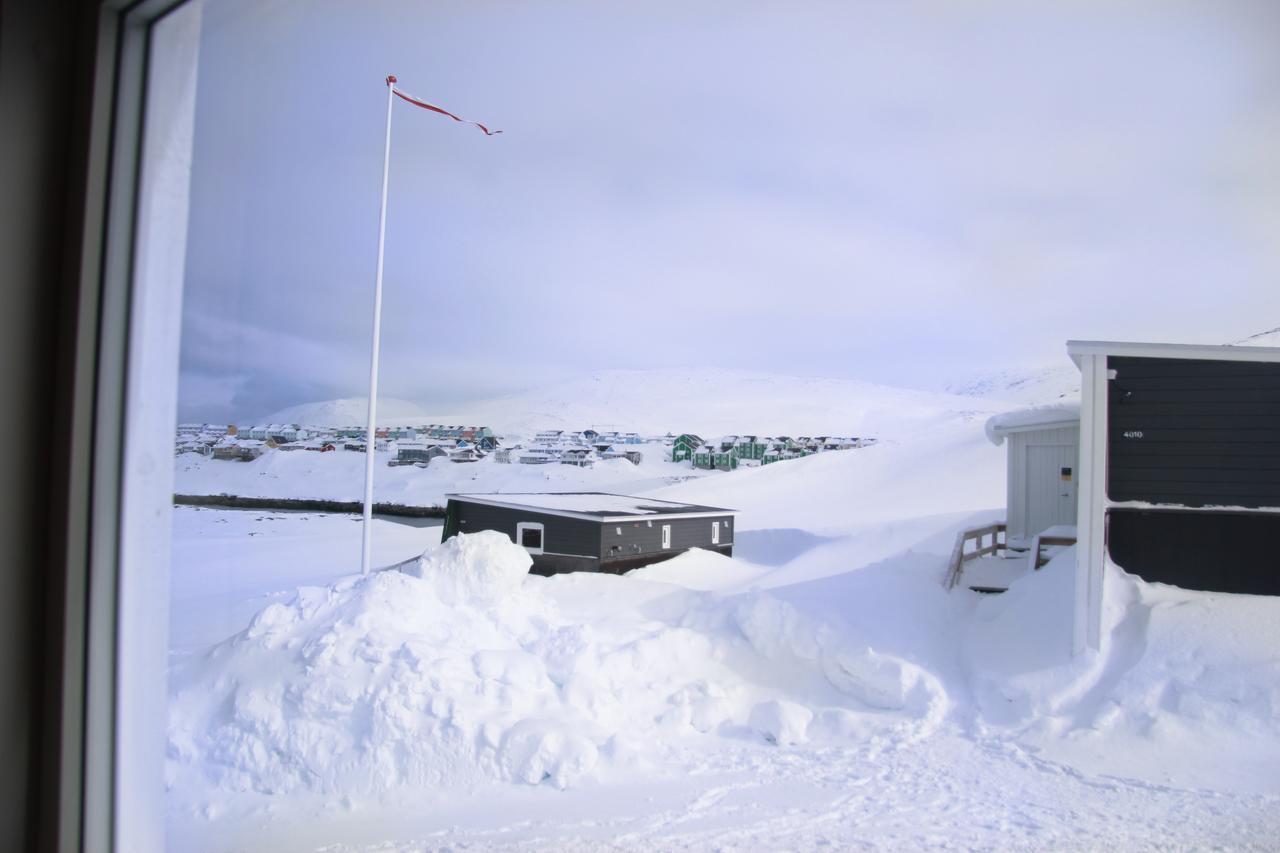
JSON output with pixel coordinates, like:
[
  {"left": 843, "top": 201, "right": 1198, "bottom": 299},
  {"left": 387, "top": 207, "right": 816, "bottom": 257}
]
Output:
[{"left": 361, "top": 75, "right": 397, "bottom": 575}]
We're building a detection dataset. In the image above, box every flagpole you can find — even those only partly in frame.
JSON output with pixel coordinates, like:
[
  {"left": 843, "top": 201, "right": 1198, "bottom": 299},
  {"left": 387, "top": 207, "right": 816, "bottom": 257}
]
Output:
[{"left": 361, "top": 75, "right": 397, "bottom": 575}]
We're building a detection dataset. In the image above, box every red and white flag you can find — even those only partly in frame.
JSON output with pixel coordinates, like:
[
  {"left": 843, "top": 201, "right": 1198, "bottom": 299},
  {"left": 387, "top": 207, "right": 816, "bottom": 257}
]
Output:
[{"left": 387, "top": 75, "right": 502, "bottom": 136}]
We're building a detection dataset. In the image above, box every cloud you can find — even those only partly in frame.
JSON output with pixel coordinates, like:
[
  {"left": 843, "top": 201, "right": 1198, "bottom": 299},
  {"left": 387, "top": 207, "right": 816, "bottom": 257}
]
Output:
[{"left": 175, "top": 0, "right": 1280, "bottom": 420}]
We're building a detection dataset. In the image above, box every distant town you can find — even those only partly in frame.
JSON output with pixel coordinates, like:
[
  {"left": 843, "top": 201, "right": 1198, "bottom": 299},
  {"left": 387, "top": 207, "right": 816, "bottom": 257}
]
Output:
[{"left": 175, "top": 422, "right": 878, "bottom": 471}]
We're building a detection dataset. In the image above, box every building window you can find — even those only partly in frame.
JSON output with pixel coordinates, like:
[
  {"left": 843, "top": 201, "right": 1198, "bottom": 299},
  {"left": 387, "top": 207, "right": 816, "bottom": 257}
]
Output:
[
  {"left": 711, "top": 521, "right": 720, "bottom": 544},
  {"left": 516, "top": 522, "right": 545, "bottom": 554},
  {"left": 662, "top": 524, "right": 672, "bottom": 549}
]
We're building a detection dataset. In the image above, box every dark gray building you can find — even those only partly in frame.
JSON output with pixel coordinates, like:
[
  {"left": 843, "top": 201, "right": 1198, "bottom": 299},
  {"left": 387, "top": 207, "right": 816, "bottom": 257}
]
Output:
[
  {"left": 442, "top": 492, "right": 737, "bottom": 575},
  {"left": 1070, "top": 339, "right": 1280, "bottom": 654}
]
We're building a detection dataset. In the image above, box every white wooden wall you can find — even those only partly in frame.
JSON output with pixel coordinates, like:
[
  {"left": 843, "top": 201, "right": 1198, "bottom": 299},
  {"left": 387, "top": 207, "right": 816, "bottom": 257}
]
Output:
[{"left": 1006, "top": 425, "right": 1080, "bottom": 544}]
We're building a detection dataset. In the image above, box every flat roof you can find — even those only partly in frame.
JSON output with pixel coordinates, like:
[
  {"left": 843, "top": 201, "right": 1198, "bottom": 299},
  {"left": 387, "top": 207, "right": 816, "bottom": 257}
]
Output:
[
  {"left": 1067, "top": 339, "right": 1280, "bottom": 368},
  {"left": 446, "top": 491, "right": 736, "bottom": 521}
]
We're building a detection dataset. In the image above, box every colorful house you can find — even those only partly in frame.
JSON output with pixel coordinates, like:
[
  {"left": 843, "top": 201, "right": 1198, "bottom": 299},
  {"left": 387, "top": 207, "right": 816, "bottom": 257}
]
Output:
[{"left": 672, "top": 433, "right": 703, "bottom": 463}]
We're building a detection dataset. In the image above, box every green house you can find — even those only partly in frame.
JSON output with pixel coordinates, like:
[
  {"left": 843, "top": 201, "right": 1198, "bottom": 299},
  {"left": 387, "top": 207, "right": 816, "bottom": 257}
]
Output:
[
  {"left": 672, "top": 433, "right": 704, "bottom": 463},
  {"left": 713, "top": 447, "right": 739, "bottom": 471},
  {"left": 734, "top": 435, "right": 767, "bottom": 460},
  {"left": 692, "top": 444, "right": 715, "bottom": 469}
]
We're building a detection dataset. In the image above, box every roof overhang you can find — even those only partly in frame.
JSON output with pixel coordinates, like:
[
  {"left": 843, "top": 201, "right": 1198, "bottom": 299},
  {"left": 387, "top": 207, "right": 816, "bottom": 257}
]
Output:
[
  {"left": 984, "top": 404, "right": 1081, "bottom": 446},
  {"left": 1067, "top": 339, "right": 1280, "bottom": 369}
]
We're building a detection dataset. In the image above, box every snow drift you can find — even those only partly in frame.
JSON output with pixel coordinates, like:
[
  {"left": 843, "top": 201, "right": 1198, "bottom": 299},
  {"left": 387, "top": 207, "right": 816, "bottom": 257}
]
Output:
[{"left": 166, "top": 533, "right": 947, "bottom": 806}]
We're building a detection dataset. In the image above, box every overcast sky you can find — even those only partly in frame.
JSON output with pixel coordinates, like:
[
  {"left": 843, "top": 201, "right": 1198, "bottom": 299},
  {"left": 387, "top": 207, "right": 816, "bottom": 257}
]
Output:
[{"left": 176, "top": 0, "right": 1280, "bottom": 423}]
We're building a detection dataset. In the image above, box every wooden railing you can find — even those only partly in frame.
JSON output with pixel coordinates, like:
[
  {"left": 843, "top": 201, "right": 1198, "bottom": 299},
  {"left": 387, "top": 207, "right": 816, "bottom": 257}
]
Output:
[
  {"left": 944, "top": 522, "right": 1008, "bottom": 589},
  {"left": 1024, "top": 531, "right": 1078, "bottom": 571}
]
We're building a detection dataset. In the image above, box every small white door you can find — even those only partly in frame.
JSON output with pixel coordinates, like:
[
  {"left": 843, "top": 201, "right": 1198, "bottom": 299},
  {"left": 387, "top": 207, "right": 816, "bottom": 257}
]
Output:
[
  {"left": 711, "top": 521, "right": 720, "bottom": 544},
  {"left": 661, "top": 524, "right": 671, "bottom": 549},
  {"left": 1026, "top": 445, "right": 1077, "bottom": 536}
]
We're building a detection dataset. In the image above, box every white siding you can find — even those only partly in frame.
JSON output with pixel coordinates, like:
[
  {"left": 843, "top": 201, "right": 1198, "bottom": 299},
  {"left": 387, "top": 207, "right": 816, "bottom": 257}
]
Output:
[{"left": 1006, "top": 425, "right": 1080, "bottom": 544}]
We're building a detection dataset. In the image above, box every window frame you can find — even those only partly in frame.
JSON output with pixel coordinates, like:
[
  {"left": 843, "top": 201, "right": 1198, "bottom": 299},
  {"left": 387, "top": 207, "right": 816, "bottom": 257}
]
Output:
[
  {"left": 57, "top": 1, "right": 197, "bottom": 851},
  {"left": 516, "top": 521, "right": 546, "bottom": 554}
]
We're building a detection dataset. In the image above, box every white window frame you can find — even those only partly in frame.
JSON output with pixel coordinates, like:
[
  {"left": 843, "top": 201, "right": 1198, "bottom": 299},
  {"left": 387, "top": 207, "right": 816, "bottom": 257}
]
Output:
[
  {"left": 515, "top": 521, "right": 545, "bottom": 555},
  {"left": 661, "top": 524, "right": 671, "bottom": 549},
  {"left": 711, "top": 521, "right": 720, "bottom": 544},
  {"left": 69, "top": 3, "right": 204, "bottom": 850}
]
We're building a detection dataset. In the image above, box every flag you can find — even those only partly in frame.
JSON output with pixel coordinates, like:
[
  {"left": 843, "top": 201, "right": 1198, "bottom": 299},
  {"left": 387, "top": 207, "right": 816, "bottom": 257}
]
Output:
[{"left": 387, "top": 75, "right": 502, "bottom": 136}]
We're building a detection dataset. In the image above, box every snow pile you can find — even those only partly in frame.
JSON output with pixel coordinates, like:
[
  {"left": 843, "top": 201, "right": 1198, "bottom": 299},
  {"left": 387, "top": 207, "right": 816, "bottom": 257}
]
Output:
[
  {"left": 399, "top": 529, "right": 531, "bottom": 606},
  {"left": 963, "top": 552, "right": 1280, "bottom": 792},
  {"left": 748, "top": 699, "right": 813, "bottom": 745},
  {"left": 167, "top": 533, "right": 949, "bottom": 808}
]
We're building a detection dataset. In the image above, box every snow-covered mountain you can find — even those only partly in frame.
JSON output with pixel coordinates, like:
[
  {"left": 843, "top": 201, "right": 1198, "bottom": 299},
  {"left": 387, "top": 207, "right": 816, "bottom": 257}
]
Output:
[
  {"left": 941, "top": 364, "right": 1080, "bottom": 406},
  {"left": 256, "top": 368, "right": 1018, "bottom": 439},
  {"left": 259, "top": 396, "right": 430, "bottom": 428},
  {"left": 435, "top": 367, "right": 1013, "bottom": 438}
]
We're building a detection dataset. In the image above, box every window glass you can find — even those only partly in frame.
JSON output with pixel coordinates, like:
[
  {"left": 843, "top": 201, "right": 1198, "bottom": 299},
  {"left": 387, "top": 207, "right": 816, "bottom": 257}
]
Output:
[{"left": 147, "top": 1, "right": 1280, "bottom": 850}]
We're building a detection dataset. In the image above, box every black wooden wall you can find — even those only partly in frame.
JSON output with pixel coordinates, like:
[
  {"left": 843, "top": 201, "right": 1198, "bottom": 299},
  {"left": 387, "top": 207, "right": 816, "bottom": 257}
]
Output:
[
  {"left": 446, "top": 502, "right": 601, "bottom": 557},
  {"left": 601, "top": 515, "right": 734, "bottom": 565},
  {"left": 1109, "top": 509, "right": 1280, "bottom": 595},
  {"left": 1107, "top": 356, "right": 1280, "bottom": 508},
  {"left": 444, "top": 500, "right": 736, "bottom": 574}
]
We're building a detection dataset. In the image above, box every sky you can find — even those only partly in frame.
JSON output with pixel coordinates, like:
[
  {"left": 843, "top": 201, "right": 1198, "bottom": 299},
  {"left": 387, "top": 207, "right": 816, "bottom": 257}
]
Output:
[{"left": 175, "top": 0, "right": 1280, "bottom": 423}]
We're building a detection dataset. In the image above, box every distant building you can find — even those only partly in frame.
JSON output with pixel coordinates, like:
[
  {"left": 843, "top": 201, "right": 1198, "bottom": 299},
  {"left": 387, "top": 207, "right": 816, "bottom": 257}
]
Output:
[
  {"left": 442, "top": 492, "right": 737, "bottom": 574},
  {"left": 599, "top": 446, "right": 643, "bottom": 465},
  {"left": 559, "top": 447, "right": 595, "bottom": 468},
  {"left": 448, "top": 444, "right": 483, "bottom": 463},
  {"left": 671, "top": 433, "right": 703, "bottom": 463},
  {"left": 390, "top": 441, "right": 448, "bottom": 466}
]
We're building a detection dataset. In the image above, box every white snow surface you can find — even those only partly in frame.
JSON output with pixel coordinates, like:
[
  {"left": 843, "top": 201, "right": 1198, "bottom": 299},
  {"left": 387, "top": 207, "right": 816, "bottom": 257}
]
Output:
[
  {"left": 167, "top": 367, "right": 1280, "bottom": 850},
  {"left": 167, "top": 500, "right": 1280, "bottom": 850}
]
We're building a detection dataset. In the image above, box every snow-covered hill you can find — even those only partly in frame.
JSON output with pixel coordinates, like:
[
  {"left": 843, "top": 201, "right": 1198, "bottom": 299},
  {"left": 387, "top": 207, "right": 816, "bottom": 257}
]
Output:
[
  {"left": 259, "top": 396, "right": 431, "bottom": 427},
  {"left": 941, "top": 363, "right": 1079, "bottom": 406},
  {"left": 315, "top": 368, "right": 1012, "bottom": 438}
]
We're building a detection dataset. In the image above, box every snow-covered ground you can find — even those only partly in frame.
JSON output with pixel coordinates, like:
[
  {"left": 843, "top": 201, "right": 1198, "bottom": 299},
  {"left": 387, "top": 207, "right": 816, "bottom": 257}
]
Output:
[
  {"left": 166, "top": 392, "right": 1280, "bottom": 850},
  {"left": 174, "top": 445, "right": 706, "bottom": 509},
  {"left": 177, "top": 366, "right": 1022, "bottom": 509}
]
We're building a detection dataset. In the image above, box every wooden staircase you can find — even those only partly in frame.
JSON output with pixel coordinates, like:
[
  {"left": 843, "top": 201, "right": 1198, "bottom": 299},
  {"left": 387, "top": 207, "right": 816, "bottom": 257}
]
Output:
[
  {"left": 944, "top": 523, "right": 1008, "bottom": 590},
  {"left": 945, "top": 522, "right": 1078, "bottom": 592}
]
